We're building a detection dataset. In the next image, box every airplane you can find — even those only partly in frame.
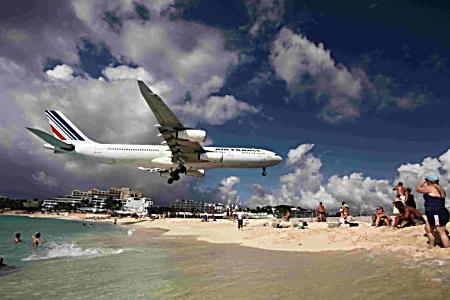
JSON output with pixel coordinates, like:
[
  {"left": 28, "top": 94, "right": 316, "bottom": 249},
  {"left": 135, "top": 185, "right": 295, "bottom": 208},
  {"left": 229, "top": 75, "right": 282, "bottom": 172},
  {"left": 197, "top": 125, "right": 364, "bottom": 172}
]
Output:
[{"left": 27, "top": 81, "right": 283, "bottom": 184}]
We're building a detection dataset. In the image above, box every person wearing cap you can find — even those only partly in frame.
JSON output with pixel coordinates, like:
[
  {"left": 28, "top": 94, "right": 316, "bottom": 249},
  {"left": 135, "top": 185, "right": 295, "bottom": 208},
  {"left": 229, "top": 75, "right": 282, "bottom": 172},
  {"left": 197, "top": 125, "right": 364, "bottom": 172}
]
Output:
[{"left": 416, "top": 176, "right": 450, "bottom": 248}]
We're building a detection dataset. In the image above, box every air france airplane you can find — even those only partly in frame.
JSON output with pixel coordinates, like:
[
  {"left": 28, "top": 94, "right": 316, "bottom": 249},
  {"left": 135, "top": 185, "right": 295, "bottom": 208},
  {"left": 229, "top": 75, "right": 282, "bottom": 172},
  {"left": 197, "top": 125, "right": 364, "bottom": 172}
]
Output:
[{"left": 27, "top": 81, "right": 283, "bottom": 184}]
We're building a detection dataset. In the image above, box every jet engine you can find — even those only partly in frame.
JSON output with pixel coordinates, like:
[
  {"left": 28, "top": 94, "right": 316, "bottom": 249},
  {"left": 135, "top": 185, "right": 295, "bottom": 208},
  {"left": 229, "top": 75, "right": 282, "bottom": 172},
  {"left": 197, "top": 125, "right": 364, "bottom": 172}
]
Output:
[
  {"left": 186, "top": 169, "right": 205, "bottom": 177},
  {"left": 199, "top": 152, "right": 223, "bottom": 162},
  {"left": 175, "top": 129, "right": 206, "bottom": 143}
]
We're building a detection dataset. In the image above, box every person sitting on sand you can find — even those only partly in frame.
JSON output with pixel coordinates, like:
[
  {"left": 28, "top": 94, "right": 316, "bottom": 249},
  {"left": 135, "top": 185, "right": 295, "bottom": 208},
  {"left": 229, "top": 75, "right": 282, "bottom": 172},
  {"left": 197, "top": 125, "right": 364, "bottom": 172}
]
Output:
[
  {"left": 339, "top": 208, "right": 358, "bottom": 226},
  {"left": 416, "top": 176, "right": 450, "bottom": 248},
  {"left": 32, "top": 232, "right": 41, "bottom": 247},
  {"left": 339, "top": 202, "right": 349, "bottom": 218},
  {"left": 372, "top": 207, "right": 391, "bottom": 227},
  {"left": 14, "top": 232, "right": 22, "bottom": 243},
  {"left": 317, "top": 202, "right": 326, "bottom": 222},
  {"left": 392, "top": 201, "right": 425, "bottom": 228}
]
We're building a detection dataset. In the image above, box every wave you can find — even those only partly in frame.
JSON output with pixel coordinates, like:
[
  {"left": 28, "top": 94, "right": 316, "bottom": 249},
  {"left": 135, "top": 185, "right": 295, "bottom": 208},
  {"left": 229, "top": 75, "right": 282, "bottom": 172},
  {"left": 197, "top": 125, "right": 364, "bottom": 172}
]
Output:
[{"left": 22, "top": 242, "right": 124, "bottom": 261}]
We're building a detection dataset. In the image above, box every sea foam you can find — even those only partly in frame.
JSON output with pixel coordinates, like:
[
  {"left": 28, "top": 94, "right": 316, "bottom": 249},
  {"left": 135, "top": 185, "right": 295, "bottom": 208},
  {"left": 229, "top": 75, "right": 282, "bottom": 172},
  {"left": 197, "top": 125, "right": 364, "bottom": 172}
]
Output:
[{"left": 22, "top": 242, "right": 123, "bottom": 261}]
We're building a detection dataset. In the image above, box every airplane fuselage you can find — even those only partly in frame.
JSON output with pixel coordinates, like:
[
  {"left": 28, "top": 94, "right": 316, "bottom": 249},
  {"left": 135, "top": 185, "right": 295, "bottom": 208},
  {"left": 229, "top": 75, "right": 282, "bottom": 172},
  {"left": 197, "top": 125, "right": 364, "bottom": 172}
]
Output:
[{"left": 55, "top": 142, "right": 282, "bottom": 171}]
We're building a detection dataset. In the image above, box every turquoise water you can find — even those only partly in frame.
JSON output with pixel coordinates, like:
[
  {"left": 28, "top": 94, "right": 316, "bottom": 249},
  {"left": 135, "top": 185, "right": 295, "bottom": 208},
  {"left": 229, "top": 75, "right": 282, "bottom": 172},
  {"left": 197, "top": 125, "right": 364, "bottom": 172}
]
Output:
[
  {"left": 0, "top": 216, "right": 178, "bottom": 299},
  {"left": 0, "top": 215, "right": 124, "bottom": 266},
  {"left": 1, "top": 216, "right": 450, "bottom": 299}
]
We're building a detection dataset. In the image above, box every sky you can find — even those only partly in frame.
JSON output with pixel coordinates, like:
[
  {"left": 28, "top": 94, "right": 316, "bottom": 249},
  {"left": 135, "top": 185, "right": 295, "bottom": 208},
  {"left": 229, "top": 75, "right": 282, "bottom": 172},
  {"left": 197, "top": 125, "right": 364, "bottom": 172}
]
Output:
[{"left": 1, "top": 0, "right": 450, "bottom": 212}]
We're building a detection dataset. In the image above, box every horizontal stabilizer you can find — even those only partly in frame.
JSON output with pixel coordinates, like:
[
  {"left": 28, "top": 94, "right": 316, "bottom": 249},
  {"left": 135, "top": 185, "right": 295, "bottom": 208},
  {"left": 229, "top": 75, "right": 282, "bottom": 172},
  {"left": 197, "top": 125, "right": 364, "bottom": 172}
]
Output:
[{"left": 26, "top": 127, "right": 75, "bottom": 151}]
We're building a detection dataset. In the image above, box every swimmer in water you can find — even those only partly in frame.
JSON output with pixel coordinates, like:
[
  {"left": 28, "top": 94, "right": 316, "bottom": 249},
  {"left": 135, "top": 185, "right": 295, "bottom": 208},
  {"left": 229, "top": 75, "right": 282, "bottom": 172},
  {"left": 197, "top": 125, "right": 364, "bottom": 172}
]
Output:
[
  {"left": 32, "top": 232, "right": 41, "bottom": 247},
  {"left": 0, "top": 257, "right": 7, "bottom": 268},
  {"left": 14, "top": 232, "right": 22, "bottom": 243}
]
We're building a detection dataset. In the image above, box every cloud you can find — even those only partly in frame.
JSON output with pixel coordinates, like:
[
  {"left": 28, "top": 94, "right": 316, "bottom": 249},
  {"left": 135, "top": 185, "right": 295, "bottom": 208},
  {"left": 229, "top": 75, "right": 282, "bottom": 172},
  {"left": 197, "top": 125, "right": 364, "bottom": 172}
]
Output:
[
  {"left": 0, "top": 1, "right": 259, "bottom": 201},
  {"left": 248, "top": 143, "right": 450, "bottom": 213},
  {"left": 246, "top": 0, "right": 285, "bottom": 37},
  {"left": 46, "top": 65, "right": 75, "bottom": 81},
  {"left": 270, "top": 27, "right": 363, "bottom": 123},
  {"left": 183, "top": 95, "right": 260, "bottom": 125},
  {"left": 216, "top": 176, "right": 241, "bottom": 206},
  {"left": 32, "top": 171, "right": 59, "bottom": 188},
  {"left": 269, "top": 27, "right": 430, "bottom": 123},
  {"left": 248, "top": 144, "right": 393, "bottom": 213}
]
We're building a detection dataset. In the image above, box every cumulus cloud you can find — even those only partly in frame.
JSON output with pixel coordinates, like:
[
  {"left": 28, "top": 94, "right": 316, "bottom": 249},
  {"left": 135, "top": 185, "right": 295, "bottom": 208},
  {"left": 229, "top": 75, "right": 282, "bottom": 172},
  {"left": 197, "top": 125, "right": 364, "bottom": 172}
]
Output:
[
  {"left": 249, "top": 143, "right": 450, "bottom": 213},
  {"left": 183, "top": 95, "right": 260, "bottom": 125},
  {"left": 0, "top": 1, "right": 259, "bottom": 201},
  {"left": 46, "top": 65, "right": 75, "bottom": 81},
  {"left": 248, "top": 144, "right": 394, "bottom": 213},
  {"left": 216, "top": 176, "right": 241, "bottom": 207},
  {"left": 103, "top": 65, "right": 152, "bottom": 82},
  {"left": 269, "top": 27, "right": 429, "bottom": 124},
  {"left": 270, "top": 27, "right": 363, "bottom": 123}
]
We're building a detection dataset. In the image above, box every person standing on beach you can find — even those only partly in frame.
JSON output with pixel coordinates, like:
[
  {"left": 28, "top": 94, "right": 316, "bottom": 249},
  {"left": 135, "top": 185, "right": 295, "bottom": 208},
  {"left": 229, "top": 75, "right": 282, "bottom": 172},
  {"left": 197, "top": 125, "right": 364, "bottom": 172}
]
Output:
[
  {"left": 317, "top": 202, "right": 326, "bottom": 222},
  {"left": 404, "top": 187, "right": 416, "bottom": 208},
  {"left": 416, "top": 176, "right": 450, "bottom": 248},
  {"left": 236, "top": 209, "right": 246, "bottom": 231},
  {"left": 393, "top": 182, "right": 406, "bottom": 215}
]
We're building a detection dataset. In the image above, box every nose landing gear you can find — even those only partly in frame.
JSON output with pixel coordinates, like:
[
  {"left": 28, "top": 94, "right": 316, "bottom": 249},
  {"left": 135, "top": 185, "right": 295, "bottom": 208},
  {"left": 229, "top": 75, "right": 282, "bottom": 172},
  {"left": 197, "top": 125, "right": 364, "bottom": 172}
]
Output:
[{"left": 261, "top": 167, "right": 267, "bottom": 176}]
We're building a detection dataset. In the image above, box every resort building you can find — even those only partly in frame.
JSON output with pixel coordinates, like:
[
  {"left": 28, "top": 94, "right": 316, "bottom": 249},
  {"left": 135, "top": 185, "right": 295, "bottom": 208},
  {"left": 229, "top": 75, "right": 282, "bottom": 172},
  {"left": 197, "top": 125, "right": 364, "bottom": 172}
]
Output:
[
  {"left": 123, "top": 197, "right": 154, "bottom": 213},
  {"left": 42, "top": 187, "right": 147, "bottom": 212},
  {"left": 170, "top": 199, "right": 224, "bottom": 214}
]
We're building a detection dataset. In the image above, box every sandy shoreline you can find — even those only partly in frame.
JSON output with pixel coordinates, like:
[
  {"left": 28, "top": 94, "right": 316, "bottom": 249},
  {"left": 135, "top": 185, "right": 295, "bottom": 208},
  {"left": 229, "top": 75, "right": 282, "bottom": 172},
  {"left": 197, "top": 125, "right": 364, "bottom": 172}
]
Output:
[
  {"left": 3, "top": 211, "right": 449, "bottom": 260},
  {"left": 133, "top": 218, "right": 450, "bottom": 261}
]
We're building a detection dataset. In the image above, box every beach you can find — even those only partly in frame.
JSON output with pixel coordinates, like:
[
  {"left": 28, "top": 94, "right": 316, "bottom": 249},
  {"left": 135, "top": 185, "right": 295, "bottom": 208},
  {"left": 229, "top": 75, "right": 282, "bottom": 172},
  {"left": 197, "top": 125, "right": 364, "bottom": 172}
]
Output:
[
  {"left": 1, "top": 214, "right": 450, "bottom": 299},
  {"left": 133, "top": 218, "right": 450, "bottom": 261},
  {"left": 3, "top": 211, "right": 450, "bottom": 261}
]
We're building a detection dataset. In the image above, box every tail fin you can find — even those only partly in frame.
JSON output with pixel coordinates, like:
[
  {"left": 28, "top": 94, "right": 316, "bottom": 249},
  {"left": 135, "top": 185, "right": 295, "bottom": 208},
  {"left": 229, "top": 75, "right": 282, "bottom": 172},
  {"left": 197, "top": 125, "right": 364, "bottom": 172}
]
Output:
[{"left": 44, "top": 110, "right": 93, "bottom": 143}]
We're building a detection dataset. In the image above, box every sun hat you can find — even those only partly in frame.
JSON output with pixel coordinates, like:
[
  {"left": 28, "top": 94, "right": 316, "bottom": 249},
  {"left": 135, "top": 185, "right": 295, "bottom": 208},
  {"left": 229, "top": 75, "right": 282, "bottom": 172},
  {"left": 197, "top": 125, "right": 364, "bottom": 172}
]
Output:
[{"left": 426, "top": 175, "right": 439, "bottom": 182}]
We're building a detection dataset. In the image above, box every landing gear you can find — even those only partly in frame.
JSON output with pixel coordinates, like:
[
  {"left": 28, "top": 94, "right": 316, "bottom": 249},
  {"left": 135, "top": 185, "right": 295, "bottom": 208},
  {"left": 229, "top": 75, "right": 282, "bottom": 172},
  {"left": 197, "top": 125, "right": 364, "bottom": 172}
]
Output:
[
  {"left": 167, "top": 164, "right": 185, "bottom": 184},
  {"left": 261, "top": 167, "right": 267, "bottom": 176}
]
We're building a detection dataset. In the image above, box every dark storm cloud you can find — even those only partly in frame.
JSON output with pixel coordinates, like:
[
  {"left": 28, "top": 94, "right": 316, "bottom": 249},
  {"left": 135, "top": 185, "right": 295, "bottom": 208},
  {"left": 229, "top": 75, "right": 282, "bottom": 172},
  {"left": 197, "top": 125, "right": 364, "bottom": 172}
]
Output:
[{"left": 0, "top": 0, "right": 91, "bottom": 74}]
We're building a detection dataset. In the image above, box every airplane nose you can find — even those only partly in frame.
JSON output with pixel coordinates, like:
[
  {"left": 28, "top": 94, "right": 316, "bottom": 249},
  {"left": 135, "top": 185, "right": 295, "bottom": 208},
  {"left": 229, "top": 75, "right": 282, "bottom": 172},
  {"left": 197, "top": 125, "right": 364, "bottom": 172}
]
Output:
[{"left": 274, "top": 155, "right": 282, "bottom": 162}]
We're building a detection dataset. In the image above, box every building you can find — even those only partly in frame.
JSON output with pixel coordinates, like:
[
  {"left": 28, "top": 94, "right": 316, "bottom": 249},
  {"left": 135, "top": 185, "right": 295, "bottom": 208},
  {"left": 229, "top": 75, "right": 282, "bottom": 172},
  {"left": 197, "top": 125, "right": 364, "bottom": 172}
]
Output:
[
  {"left": 170, "top": 199, "right": 223, "bottom": 214},
  {"left": 42, "top": 187, "right": 145, "bottom": 212},
  {"left": 124, "top": 197, "right": 153, "bottom": 213}
]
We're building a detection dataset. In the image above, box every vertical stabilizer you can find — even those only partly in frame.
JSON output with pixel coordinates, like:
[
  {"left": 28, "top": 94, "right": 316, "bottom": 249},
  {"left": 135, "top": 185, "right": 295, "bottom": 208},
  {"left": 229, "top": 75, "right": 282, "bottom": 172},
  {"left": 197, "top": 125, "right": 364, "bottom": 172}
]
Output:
[{"left": 44, "top": 110, "right": 93, "bottom": 142}]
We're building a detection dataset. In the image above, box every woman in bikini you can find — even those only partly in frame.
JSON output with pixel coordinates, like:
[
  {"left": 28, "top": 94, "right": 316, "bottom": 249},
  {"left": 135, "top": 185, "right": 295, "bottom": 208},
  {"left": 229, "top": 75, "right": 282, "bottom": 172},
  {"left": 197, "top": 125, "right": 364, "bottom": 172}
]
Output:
[{"left": 416, "top": 176, "right": 450, "bottom": 248}]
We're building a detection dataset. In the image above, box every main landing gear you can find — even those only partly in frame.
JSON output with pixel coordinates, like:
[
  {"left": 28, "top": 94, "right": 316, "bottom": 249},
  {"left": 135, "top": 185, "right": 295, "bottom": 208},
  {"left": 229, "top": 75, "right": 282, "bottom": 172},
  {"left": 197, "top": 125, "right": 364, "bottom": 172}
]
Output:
[
  {"left": 167, "top": 165, "right": 187, "bottom": 184},
  {"left": 261, "top": 167, "right": 267, "bottom": 176}
]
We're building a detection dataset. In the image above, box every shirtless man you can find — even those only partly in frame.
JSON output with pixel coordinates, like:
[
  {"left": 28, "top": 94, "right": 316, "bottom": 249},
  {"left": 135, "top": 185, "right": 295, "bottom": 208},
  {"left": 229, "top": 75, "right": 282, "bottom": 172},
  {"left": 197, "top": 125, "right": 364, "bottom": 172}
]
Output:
[{"left": 317, "top": 202, "right": 326, "bottom": 222}]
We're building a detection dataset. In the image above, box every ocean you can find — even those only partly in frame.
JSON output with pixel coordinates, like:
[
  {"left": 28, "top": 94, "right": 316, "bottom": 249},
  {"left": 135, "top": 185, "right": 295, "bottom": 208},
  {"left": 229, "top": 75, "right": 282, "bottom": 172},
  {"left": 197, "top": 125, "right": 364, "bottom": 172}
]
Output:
[{"left": 1, "top": 215, "right": 450, "bottom": 299}]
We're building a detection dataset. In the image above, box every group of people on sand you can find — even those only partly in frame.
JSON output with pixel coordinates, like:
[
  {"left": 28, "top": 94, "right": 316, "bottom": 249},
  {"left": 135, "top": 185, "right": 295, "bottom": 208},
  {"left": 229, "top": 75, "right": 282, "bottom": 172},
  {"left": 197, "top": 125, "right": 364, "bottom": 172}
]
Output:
[{"left": 373, "top": 176, "right": 449, "bottom": 248}]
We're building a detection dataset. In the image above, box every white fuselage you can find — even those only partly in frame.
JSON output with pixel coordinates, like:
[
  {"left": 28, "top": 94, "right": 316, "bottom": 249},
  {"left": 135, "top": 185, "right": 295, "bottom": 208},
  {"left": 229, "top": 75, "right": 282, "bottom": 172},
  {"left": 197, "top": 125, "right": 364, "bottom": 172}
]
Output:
[{"left": 60, "top": 142, "right": 282, "bottom": 171}]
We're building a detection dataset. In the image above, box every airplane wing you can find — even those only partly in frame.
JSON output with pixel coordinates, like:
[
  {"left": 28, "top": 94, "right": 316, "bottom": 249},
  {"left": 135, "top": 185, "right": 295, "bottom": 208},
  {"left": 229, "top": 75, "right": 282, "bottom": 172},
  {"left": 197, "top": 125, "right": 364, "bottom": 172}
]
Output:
[{"left": 137, "top": 81, "right": 206, "bottom": 164}]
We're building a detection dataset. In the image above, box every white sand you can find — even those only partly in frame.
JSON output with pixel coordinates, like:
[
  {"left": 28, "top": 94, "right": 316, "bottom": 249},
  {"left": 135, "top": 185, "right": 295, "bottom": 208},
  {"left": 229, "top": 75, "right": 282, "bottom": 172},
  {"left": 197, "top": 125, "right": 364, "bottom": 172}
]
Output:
[{"left": 133, "top": 218, "right": 450, "bottom": 261}]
